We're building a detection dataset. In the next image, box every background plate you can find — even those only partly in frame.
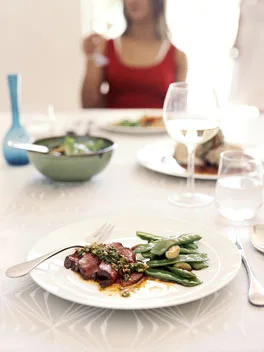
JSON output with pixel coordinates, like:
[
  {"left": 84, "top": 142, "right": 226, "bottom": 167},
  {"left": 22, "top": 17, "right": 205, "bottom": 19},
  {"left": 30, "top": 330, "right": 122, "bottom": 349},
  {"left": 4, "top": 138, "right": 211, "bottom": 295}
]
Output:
[
  {"left": 100, "top": 109, "right": 166, "bottom": 134},
  {"left": 137, "top": 140, "right": 218, "bottom": 180},
  {"left": 101, "top": 124, "right": 166, "bottom": 134}
]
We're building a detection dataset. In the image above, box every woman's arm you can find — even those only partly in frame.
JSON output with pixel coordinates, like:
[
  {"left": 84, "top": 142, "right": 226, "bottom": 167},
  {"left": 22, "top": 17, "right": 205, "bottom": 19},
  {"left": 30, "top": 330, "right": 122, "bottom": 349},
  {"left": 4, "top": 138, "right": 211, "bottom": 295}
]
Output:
[
  {"left": 175, "top": 49, "right": 188, "bottom": 82},
  {"left": 81, "top": 34, "right": 106, "bottom": 108},
  {"left": 81, "top": 59, "right": 105, "bottom": 108}
]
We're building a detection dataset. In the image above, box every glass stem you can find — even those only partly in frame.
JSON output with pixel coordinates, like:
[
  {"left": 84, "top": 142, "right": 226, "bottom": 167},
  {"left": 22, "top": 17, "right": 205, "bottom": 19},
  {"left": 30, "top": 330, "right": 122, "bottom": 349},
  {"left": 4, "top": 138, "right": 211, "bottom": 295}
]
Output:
[{"left": 187, "top": 144, "right": 196, "bottom": 194}]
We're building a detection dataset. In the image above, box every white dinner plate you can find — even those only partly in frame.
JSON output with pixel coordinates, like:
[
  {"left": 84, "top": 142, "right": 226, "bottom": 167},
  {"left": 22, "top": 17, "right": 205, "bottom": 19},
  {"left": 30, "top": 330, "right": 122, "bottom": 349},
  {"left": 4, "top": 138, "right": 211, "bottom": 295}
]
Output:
[
  {"left": 28, "top": 216, "right": 241, "bottom": 310},
  {"left": 100, "top": 109, "right": 166, "bottom": 134},
  {"left": 101, "top": 123, "right": 166, "bottom": 134},
  {"left": 137, "top": 140, "right": 219, "bottom": 180}
]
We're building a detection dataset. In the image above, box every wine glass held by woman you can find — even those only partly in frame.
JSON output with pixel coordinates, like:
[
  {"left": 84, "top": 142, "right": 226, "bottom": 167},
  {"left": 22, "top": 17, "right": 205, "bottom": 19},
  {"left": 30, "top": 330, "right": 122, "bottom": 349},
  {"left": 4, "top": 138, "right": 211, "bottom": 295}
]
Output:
[{"left": 81, "top": 0, "right": 187, "bottom": 109}]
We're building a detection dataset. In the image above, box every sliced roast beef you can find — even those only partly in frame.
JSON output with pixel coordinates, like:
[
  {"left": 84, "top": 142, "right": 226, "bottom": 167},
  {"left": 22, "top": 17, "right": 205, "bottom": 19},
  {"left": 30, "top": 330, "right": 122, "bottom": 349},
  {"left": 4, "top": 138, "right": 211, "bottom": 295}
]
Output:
[
  {"left": 119, "top": 272, "right": 144, "bottom": 287},
  {"left": 64, "top": 251, "right": 80, "bottom": 272},
  {"left": 78, "top": 253, "right": 100, "bottom": 280},
  {"left": 64, "top": 243, "right": 144, "bottom": 288},
  {"left": 96, "top": 261, "right": 119, "bottom": 288},
  {"left": 108, "top": 242, "right": 136, "bottom": 263},
  {"left": 108, "top": 242, "right": 123, "bottom": 250},
  {"left": 116, "top": 247, "right": 136, "bottom": 263}
]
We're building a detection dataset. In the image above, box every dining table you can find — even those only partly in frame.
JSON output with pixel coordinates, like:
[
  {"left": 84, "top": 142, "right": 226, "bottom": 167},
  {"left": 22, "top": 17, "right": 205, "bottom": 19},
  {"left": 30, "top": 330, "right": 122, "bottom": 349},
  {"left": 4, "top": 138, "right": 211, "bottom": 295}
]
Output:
[{"left": 0, "top": 108, "right": 264, "bottom": 352}]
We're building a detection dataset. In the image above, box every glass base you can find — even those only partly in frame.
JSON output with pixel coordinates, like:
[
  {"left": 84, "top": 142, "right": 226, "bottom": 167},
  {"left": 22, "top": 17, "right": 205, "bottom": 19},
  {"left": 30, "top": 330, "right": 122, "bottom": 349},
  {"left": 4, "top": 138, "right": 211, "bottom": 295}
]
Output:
[
  {"left": 218, "top": 207, "right": 257, "bottom": 221},
  {"left": 168, "top": 192, "right": 213, "bottom": 208}
]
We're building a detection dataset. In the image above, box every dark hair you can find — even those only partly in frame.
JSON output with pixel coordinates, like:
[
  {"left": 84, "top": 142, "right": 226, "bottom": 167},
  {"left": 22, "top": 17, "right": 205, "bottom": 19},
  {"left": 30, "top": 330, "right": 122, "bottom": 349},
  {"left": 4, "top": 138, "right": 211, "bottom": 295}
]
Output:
[{"left": 123, "top": 0, "right": 168, "bottom": 40}]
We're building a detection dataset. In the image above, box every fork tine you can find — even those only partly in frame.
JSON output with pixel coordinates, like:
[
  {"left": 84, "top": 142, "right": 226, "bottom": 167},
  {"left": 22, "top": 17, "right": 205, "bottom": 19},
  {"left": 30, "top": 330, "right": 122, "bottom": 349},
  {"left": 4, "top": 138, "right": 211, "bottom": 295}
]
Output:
[
  {"left": 83, "top": 222, "right": 114, "bottom": 244},
  {"left": 93, "top": 222, "right": 108, "bottom": 241},
  {"left": 98, "top": 223, "right": 114, "bottom": 243},
  {"left": 83, "top": 222, "right": 107, "bottom": 243}
]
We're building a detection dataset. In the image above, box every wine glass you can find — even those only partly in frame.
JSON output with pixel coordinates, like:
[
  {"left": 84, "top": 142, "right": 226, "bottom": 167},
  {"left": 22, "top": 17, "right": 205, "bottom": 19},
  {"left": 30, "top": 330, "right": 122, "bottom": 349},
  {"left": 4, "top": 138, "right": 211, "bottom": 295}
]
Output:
[{"left": 163, "top": 82, "right": 220, "bottom": 207}]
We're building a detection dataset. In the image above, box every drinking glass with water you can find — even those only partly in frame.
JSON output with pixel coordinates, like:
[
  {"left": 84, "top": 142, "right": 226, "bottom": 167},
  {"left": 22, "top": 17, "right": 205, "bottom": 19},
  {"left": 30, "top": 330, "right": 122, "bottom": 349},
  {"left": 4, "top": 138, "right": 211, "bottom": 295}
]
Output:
[{"left": 215, "top": 151, "right": 263, "bottom": 221}]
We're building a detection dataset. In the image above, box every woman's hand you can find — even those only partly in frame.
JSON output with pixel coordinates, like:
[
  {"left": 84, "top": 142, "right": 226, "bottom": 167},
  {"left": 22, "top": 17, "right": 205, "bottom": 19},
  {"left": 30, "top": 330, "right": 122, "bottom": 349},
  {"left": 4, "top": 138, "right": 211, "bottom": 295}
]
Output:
[{"left": 83, "top": 34, "right": 106, "bottom": 56}]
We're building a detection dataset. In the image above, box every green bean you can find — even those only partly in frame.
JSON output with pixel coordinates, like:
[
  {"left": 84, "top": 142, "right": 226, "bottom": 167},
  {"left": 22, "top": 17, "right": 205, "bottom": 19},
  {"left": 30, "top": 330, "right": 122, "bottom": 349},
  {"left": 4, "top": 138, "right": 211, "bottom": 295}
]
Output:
[
  {"left": 151, "top": 239, "right": 177, "bottom": 255},
  {"left": 133, "top": 243, "right": 154, "bottom": 254},
  {"left": 141, "top": 251, "right": 154, "bottom": 259},
  {"left": 150, "top": 234, "right": 202, "bottom": 256},
  {"left": 136, "top": 231, "right": 163, "bottom": 242},
  {"left": 173, "top": 234, "right": 202, "bottom": 245},
  {"left": 147, "top": 254, "right": 208, "bottom": 267},
  {"left": 174, "top": 262, "right": 192, "bottom": 271},
  {"left": 181, "top": 243, "right": 199, "bottom": 250},
  {"left": 146, "top": 268, "right": 202, "bottom": 287},
  {"left": 179, "top": 247, "right": 199, "bottom": 254},
  {"left": 168, "top": 266, "right": 198, "bottom": 280},
  {"left": 191, "top": 262, "right": 209, "bottom": 270}
]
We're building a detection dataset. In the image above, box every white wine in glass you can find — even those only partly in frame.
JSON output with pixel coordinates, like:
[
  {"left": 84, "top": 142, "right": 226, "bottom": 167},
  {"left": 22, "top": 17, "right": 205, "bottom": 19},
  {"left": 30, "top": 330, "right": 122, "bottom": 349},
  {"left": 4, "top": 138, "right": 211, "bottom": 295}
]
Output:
[{"left": 163, "top": 82, "right": 220, "bottom": 207}]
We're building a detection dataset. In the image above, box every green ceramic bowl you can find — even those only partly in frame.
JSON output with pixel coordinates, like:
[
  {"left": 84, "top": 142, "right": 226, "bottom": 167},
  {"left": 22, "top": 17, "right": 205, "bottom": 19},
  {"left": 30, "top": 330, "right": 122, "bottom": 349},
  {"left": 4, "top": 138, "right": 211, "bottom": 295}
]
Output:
[{"left": 28, "top": 135, "right": 116, "bottom": 181}]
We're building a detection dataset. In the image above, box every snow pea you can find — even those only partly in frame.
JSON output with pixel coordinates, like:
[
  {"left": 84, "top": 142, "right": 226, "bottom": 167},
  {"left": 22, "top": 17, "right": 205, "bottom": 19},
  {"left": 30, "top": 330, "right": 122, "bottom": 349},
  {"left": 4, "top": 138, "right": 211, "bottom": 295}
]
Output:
[
  {"left": 147, "top": 254, "right": 208, "bottom": 267},
  {"left": 181, "top": 243, "right": 199, "bottom": 250},
  {"left": 179, "top": 247, "right": 199, "bottom": 254},
  {"left": 146, "top": 268, "right": 202, "bottom": 287},
  {"left": 151, "top": 239, "right": 177, "bottom": 256},
  {"left": 141, "top": 251, "right": 154, "bottom": 259},
  {"left": 136, "top": 231, "right": 163, "bottom": 242},
  {"left": 191, "top": 262, "right": 209, "bottom": 270},
  {"left": 150, "top": 234, "right": 202, "bottom": 256},
  {"left": 168, "top": 266, "right": 198, "bottom": 280},
  {"left": 133, "top": 243, "right": 154, "bottom": 254}
]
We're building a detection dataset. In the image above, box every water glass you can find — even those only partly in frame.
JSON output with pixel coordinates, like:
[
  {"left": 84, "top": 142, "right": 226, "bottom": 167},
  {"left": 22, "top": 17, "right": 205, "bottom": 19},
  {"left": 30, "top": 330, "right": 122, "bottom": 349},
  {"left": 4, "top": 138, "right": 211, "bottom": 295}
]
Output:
[{"left": 215, "top": 150, "right": 263, "bottom": 221}]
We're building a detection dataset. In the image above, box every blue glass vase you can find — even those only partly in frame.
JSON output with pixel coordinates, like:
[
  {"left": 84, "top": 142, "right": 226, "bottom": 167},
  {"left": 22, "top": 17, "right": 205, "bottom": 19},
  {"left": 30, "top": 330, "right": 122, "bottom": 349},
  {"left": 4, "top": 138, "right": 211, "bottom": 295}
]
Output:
[{"left": 3, "top": 74, "right": 30, "bottom": 166}]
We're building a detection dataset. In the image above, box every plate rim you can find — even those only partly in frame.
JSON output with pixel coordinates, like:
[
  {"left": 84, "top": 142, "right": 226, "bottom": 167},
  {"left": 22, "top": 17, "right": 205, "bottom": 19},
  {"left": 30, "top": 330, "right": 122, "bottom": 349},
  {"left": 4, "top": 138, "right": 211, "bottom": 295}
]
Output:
[
  {"left": 29, "top": 216, "right": 241, "bottom": 310},
  {"left": 136, "top": 140, "right": 218, "bottom": 180}
]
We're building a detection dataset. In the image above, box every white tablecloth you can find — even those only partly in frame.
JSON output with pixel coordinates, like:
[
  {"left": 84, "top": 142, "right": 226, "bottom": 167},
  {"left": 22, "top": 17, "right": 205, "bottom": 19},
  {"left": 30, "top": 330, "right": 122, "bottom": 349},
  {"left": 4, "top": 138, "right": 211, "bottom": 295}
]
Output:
[{"left": 1, "top": 110, "right": 264, "bottom": 352}]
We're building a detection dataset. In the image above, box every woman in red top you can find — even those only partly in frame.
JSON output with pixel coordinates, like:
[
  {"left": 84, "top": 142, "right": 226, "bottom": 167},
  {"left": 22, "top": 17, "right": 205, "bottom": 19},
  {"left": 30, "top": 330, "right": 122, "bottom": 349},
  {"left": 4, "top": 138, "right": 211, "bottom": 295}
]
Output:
[{"left": 81, "top": 0, "right": 187, "bottom": 109}]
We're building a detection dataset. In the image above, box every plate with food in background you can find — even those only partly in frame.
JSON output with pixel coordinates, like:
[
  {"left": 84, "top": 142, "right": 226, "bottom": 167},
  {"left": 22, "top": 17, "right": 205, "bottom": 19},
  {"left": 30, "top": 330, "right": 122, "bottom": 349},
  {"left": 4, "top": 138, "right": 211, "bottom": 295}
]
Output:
[
  {"left": 26, "top": 216, "right": 240, "bottom": 310},
  {"left": 137, "top": 129, "right": 242, "bottom": 180},
  {"left": 101, "top": 110, "right": 166, "bottom": 134}
]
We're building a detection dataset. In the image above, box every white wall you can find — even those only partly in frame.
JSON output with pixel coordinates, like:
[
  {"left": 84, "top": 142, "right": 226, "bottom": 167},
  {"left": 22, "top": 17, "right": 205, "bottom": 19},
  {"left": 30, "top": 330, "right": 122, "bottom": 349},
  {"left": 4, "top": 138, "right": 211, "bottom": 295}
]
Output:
[
  {"left": 0, "top": 0, "right": 84, "bottom": 112},
  {"left": 230, "top": 0, "right": 264, "bottom": 111}
]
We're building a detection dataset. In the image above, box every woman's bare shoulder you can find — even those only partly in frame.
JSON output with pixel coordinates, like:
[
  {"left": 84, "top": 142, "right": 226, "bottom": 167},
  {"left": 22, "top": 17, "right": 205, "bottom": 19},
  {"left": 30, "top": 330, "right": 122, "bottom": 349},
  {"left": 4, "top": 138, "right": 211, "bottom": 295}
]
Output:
[
  {"left": 174, "top": 46, "right": 187, "bottom": 61},
  {"left": 170, "top": 45, "right": 187, "bottom": 81}
]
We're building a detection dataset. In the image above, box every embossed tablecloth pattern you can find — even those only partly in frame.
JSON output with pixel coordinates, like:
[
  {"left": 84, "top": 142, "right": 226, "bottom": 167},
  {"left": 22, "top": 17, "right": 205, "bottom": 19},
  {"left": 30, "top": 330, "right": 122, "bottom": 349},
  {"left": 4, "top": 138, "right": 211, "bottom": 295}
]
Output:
[{"left": 1, "top": 110, "right": 264, "bottom": 352}]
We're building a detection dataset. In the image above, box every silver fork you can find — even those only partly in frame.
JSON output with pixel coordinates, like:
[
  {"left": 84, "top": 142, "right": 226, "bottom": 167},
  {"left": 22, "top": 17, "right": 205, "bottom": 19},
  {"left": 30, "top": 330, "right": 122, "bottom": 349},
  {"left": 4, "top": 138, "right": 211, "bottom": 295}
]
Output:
[
  {"left": 235, "top": 234, "right": 264, "bottom": 306},
  {"left": 83, "top": 222, "right": 114, "bottom": 244},
  {"left": 5, "top": 222, "right": 114, "bottom": 278}
]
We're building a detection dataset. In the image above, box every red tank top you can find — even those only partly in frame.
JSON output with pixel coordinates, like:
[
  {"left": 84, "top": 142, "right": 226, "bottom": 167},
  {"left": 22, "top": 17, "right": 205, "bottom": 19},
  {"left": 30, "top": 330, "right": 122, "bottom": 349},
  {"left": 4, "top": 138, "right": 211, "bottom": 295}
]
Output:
[{"left": 105, "top": 39, "right": 176, "bottom": 109}]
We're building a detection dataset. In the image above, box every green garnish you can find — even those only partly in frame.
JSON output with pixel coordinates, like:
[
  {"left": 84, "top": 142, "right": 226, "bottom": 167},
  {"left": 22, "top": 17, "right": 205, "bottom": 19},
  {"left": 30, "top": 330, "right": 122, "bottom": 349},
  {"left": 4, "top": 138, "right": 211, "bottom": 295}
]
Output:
[
  {"left": 117, "top": 120, "right": 139, "bottom": 127},
  {"left": 77, "top": 243, "right": 147, "bottom": 281}
]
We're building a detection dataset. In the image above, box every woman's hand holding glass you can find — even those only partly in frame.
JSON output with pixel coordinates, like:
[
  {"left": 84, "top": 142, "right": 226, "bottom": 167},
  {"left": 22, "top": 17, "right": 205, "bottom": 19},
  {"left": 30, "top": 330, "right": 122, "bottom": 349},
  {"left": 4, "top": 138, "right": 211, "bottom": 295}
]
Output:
[{"left": 83, "top": 34, "right": 108, "bottom": 67}]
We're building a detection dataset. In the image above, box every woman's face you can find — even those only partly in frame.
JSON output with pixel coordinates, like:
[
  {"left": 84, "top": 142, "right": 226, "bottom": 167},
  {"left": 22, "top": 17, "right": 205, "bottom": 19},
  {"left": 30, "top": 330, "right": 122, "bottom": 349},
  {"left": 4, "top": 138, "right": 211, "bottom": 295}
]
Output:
[{"left": 123, "top": 0, "right": 154, "bottom": 23}]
